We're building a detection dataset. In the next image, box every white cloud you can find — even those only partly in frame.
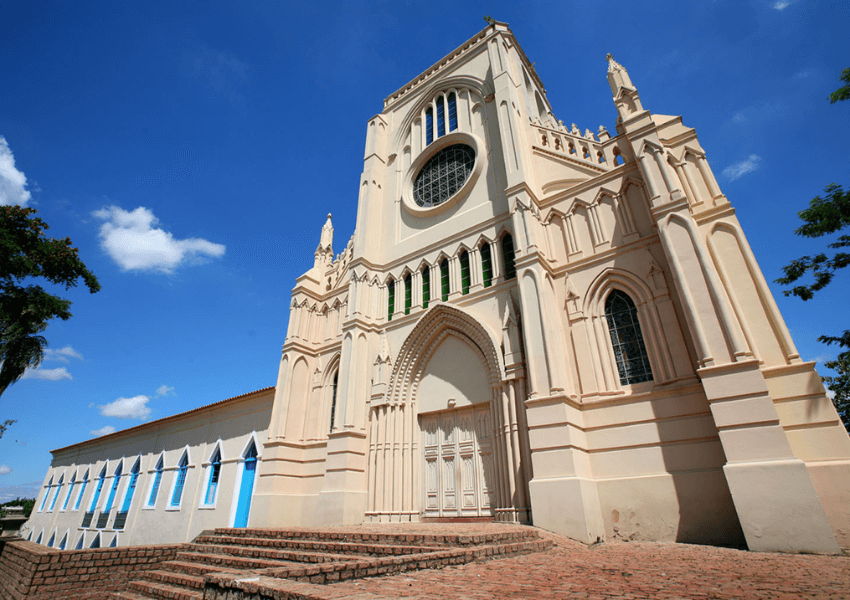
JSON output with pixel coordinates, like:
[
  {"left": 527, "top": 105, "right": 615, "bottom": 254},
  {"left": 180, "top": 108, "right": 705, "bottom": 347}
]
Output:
[
  {"left": 44, "top": 345, "right": 83, "bottom": 363},
  {"left": 722, "top": 155, "right": 763, "bottom": 181},
  {"left": 92, "top": 205, "right": 226, "bottom": 273},
  {"left": 825, "top": 388, "right": 836, "bottom": 400},
  {"left": 772, "top": 1, "right": 793, "bottom": 10},
  {"left": 98, "top": 395, "right": 151, "bottom": 420},
  {"left": 793, "top": 70, "right": 813, "bottom": 80},
  {"left": 90, "top": 425, "right": 116, "bottom": 437},
  {"left": 21, "top": 367, "right": 72, "bottom": 381},
  {"left": 0, "top": 136, "right": 32, "bottom": 207},
  {"left": 155, "top": 385, "right": 175, "bottom": 397},
  {"left": 0, "top": 465, "right": 11, "bottom": 475}
]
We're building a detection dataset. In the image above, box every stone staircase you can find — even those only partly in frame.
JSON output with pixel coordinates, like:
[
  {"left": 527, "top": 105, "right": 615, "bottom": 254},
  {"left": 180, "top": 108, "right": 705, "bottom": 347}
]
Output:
[{"left": 111, "top": 526, "right": 551, "bottom": 600}]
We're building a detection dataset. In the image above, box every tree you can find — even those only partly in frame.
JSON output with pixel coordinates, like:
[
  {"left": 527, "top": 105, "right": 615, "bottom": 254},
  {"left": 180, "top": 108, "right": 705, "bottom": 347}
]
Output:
[
  {"left": 777, "top": 68, "right": 850, "bottom": 431},
  {"left": 0, "top": 206, "right": 100, "bottom": 399}
]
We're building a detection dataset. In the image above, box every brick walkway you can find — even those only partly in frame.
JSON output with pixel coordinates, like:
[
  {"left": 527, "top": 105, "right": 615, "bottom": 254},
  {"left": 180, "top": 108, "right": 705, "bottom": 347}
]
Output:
[{"left": 311, "top": 528, "right": 849, "bottom": 599}]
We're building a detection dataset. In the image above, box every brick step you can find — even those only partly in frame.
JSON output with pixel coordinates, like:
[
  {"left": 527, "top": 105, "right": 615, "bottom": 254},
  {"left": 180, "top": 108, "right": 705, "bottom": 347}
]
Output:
[
  {"left": 194, "top": 534, "right": 442, "bottom": 556},
  {"left": 183, "top": 542, "right": 350, "bottom": 563},
  {"left": 144, "top": 569, "right": 205, "bottom": 590},
  {"left": 212, "top": 527, "right": 540, "bottom": 546},
  {"left": 161, "top": 559, "right": 246, "bottom": 577},
  {"left": 110, "top": 592, "right": 157, "bottom": 600},
  {"left": 176, "top": 550, "right": 307, "bottom": 571},
  {"left": 127, "top": 579, "right": 203, "bottom": 600}
]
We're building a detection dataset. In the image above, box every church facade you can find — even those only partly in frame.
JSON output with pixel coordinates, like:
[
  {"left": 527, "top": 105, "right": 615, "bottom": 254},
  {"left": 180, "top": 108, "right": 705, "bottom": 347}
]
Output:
[{"left": 25, "top": 22, "right": 850, "bottom": 554}]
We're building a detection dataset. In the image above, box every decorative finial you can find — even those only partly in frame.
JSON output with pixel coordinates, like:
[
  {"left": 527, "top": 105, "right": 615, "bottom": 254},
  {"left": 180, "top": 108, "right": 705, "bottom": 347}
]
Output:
[{"left": 606, "top": 53, "right": 613, "bottom": 61}]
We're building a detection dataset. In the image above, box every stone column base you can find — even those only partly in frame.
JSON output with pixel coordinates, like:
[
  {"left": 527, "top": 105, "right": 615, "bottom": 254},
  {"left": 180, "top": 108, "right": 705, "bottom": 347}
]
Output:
[{"left": 528, "top": 476, "right": 605, "bottom": 544}]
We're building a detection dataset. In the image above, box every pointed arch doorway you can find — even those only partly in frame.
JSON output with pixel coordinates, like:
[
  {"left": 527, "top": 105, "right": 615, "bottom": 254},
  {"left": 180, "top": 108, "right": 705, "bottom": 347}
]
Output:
[{"left": 366, "top": 304, "right": 529, "bottom": 523}]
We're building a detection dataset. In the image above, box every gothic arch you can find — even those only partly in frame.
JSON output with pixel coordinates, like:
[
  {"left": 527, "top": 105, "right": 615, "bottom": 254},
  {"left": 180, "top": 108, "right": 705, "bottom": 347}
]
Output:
[{"left": 386, "top": 304, "right": 505, "bottom": 407}]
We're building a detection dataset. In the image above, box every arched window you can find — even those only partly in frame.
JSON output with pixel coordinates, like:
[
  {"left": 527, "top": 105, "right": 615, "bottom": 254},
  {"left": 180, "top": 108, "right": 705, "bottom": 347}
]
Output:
[
  {"left": 329, "top": 372, "right": 339, "bottom": 433},
  {"left": 604, "top": 290, "right": 653, "bottom": 386},
  {"left": 103, "top": 462, "right": 122, "bottom": 513},
  {"left": 73, "top": 469, "right": 89, "bottom": 511},
  {"left": 480, "top": 243, "right": 493, "bottom": 288},
  {"left": 170, "top": 453, "right": 189, "bottom": 508},
  {"left": 35, "top": 531, "right": 42, "bottom": 545},
  {"left": 501, "top": 234, "right": 516, "bottom": 280},
  {"left": 404, "top": 273, "right": 412, "bottom": 315},
  {"left": 459, "top": 251, "right": 470, "bottom": 295},
  {"left": 447, "top": 93, "right": 457, "bottom": 132},
  {"left": 440, "top": 259, "right": 450, "bottom": 301},
  {"left": 436, "top": 97, "right": 446, "bottom": 138},
  {"left": 121, "top": 459, "right": 140, "bottom": 514},
  {"left": 39, "top": 477, "right": 52, "bottom": 511},
  {"left": 147, "top": 457, "right": 163, "bottom": 507},
  {"left": 425, "top": 108, "right": 434, "bottom": 146},
  {"left": 75, "top": 534, "right": 84, "bottom": 550},
  {"left": 89, "top": 533, "right": 100, "bottom": 549},
  {"left": 387, "top": 278, "right": 395, "bottom": 321},
  {"left": 204, "top": 448, "right": 222, "bottom": 505},
  {"left": 62, "top": 472, "right": 76, "bottom": 511},
  {"left": 59, "top": 532, "right": 67, "bottom": 551},
  {"left": 421, "top": 268, "right": 430, "bottom": 309},
  {"left": 47, "top": 531, "right": 55, "bottom": 547},
  {"left": 88, "top": 466, "right": 107, "bottom": 512},
  {"left": 48, "top": 474, "right": 63, "bottom": 511}
]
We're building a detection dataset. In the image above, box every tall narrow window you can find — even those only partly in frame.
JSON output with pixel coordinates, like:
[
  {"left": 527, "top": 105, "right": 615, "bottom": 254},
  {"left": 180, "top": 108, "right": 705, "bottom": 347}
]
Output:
[
  {"left": 204, "top": 448, "right": 221, "bottom": 505},
  {"left": 74, "top": 470, "right": 89, "bottom": 511},
  {"left": 103, "top": 462, "right": 122, "bottom": 513},
  {"left": 447, "top": 93, "right": 457, "bottom": 132},
  {"left": 48, "top": 475, "right": 63, "bottom": 511},
  {"left": 59, "top": 533, "right": 67, "bottom": 551},
  {"left": 89, "top": 467, "right": 107, "bottom": 512},
  {"left": 148, "top": 458, "right": 163, "bottom": 507},
  {"left": 436, "top": 97, "right": 446, "bottom": 138},
  {"left": 170, "top": 453, "right": 189, "bottom": 508},
  {"left": 329, "top": 372, "right": 338, "bottom": 433},
  {"left": 605, "top": 290, "right": 653, "bottom": 386},
  {"left": 425, "top": 108, "right": 434, "bottom": 146},
  {"left": 120, "top": 460, "right": 140, "bottom": 514},
  {"left": 480, "top": 243, "right": 493, "bottom": 288},
  {"left": 440, "top": 259, "right": 450, "bottom": 301},
  {"left": 36, "top": 531, "right": 42, "bottom": 545},
  {"left": 39, "top": 477, "right": 52, "bottom": 511},
  {"left": 404, "top": 274, "right": 412, "bottom": 315},
  {"left": 62, "top": 473, "right": 76, "bottom": 511},
  {"left": 502, "top": 234, "right": 516, "bottom": 280},
  {"left": 422, "top": 268, "right": 430, "bottom": 309},
  {"left": 89, "top": 534, "right": 100, "bottom": 549},
  {"left": 459, "top": 251, "right": 470, "bottom": 295},
  {"left": 387, "top": 279, "right": 395, "bottom": 321},
  {"left": 75, "top": 535, "right": 84, "bottom": 550},
  {"left": 47, "top": 532, "right": 55, "bottom": 547}
]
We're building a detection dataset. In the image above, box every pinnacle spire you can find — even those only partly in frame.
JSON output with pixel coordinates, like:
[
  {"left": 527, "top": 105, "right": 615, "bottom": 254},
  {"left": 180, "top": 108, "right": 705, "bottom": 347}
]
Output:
[{"left": 606, "top": 53, "right": 636, "bottom": 96}]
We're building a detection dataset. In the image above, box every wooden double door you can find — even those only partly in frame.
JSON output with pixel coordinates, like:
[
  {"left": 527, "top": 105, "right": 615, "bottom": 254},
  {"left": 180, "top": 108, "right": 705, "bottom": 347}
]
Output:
[{"left": 421, "top": 405, "right": 496, "bottom": 518}]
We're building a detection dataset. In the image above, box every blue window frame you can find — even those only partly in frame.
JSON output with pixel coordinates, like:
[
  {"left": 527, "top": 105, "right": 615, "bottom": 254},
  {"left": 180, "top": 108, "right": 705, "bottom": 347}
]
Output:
[
  {"left": 39, "top": 477, "right": 52, "bottom": 511},
  {"left": 47, "top": 532, "right": 55, "bottom": 547},
  {"left": 425, "top": 108, "right": 434, "bottom": 145},
  {"left": 103, "top": 462, "right": 122, "bottom": 512},
  {"left": 62, "top": 474, "right": 76, "bottom": 511},
  {"left": 74, "top": 470, "right": 89, "bottom": 511},
  {"left": 89, "top": 466, "right": 107, "bottom": 512},
  {"left": 148, "top": 457, "right": 163, "bottom": 507},
  {"left": 234, "top": 442, "right": 258, "bottom": 528},
  {"left": 120, "top": 460, "right": 140, "bottom": 513},
  {"left": 170, "top": 453, "right": 189, "bottom": 507},
  {"left": 204, "top": 448, "right": 221, "bottom": 505},
  {"left": 36, "top": 531, "right": 42, "bottom": 544},
  {"left": 436, "top": 97, "right": 446, "bottom": 138},
  {"left": 59, "top": 533, "right": 67, "bottom": 551},
  {"left": 447, "top": 93, "right": 457, "bottom": 132},
  {"left": 75, "top": 535, "right": 84, "bottom": 550},
  {"left": 48, "top": 475, "right": 63, "bottom": 511},
  {"left": 89, "top": 534, "right": 100, "bottom": 549}
]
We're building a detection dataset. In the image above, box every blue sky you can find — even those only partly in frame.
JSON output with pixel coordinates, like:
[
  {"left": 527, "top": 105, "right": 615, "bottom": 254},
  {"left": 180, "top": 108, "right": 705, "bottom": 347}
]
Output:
[{"left": 1, "top": 0, "right": 848, "bottom": 500}]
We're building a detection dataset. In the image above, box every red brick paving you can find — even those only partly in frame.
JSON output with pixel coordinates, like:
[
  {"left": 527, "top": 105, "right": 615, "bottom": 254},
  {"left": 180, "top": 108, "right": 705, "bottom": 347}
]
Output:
[{"left": 314, "top": 529, "right": 849, "bottom": 599}]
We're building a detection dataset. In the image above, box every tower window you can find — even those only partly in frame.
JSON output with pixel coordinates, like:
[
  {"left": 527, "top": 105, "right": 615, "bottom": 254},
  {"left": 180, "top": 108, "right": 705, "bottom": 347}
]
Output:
[
  {"left": 425, "top": 108, "right": 434, "bottom": 146},
  {"left": 447, "top": 93, "right": 457, "bottom": 132},
  {"left": 329, "top": 372, "right": 338, "bottom": 433},
  {"left": 480, "top": 243, "right": 493, "bottom": 288},
  {"left": 404, "top": 274, "right": 412, "bottom": 315},
  {"left": 502, "top": 234, "right": 516, "bottom": 280},
  {"left": 459, "top": 251, "right": 470, "bottom": 295},
  {"left": 440, "top": 259, "right": 450, "bottom": 301},
  {"left": 605, "top": 290, "right": 653, "bottom": 386},
  {"left": 387, "top": 279, "right": 395, "bottom": 321},
  {"left": 436, "top": 97, "right": 446, "bottom": 138},
  {"left": 422, "top": 268, "right": 430, "bottom": 309}
]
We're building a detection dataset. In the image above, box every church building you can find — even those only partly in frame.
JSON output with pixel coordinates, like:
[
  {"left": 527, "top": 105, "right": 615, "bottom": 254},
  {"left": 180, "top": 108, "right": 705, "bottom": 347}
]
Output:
[{"left": 24, "top": 21, "right": 850, "bottom": 555}]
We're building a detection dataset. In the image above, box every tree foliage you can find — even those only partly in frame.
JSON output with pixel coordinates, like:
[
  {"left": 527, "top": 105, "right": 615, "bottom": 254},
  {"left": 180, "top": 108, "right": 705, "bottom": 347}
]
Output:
[
  {"left": 777, "top": 67, "right": 850, "bottom": 431},
  {"left": 0, "top": 205, "right": 100, "bottom": 398},
  {"left": 0, "top": 497, "right": 36, "bottom": 518}
]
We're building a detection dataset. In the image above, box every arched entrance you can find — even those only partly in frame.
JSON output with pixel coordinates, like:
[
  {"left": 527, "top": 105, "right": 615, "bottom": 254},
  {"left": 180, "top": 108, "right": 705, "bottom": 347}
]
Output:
[{"left": 365, "top": 304, "right": 529, "bottom": 523}]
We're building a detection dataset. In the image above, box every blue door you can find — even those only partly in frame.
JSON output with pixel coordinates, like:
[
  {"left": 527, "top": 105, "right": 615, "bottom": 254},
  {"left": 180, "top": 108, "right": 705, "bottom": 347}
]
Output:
[{"left": 234, "top": 445, "right": 257, "bottom": 528}]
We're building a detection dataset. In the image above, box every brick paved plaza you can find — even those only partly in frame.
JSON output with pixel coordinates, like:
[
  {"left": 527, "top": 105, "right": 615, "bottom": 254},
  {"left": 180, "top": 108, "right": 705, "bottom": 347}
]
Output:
[{"left": 310, "top": 527, "right": 849, "bottom": 600}]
